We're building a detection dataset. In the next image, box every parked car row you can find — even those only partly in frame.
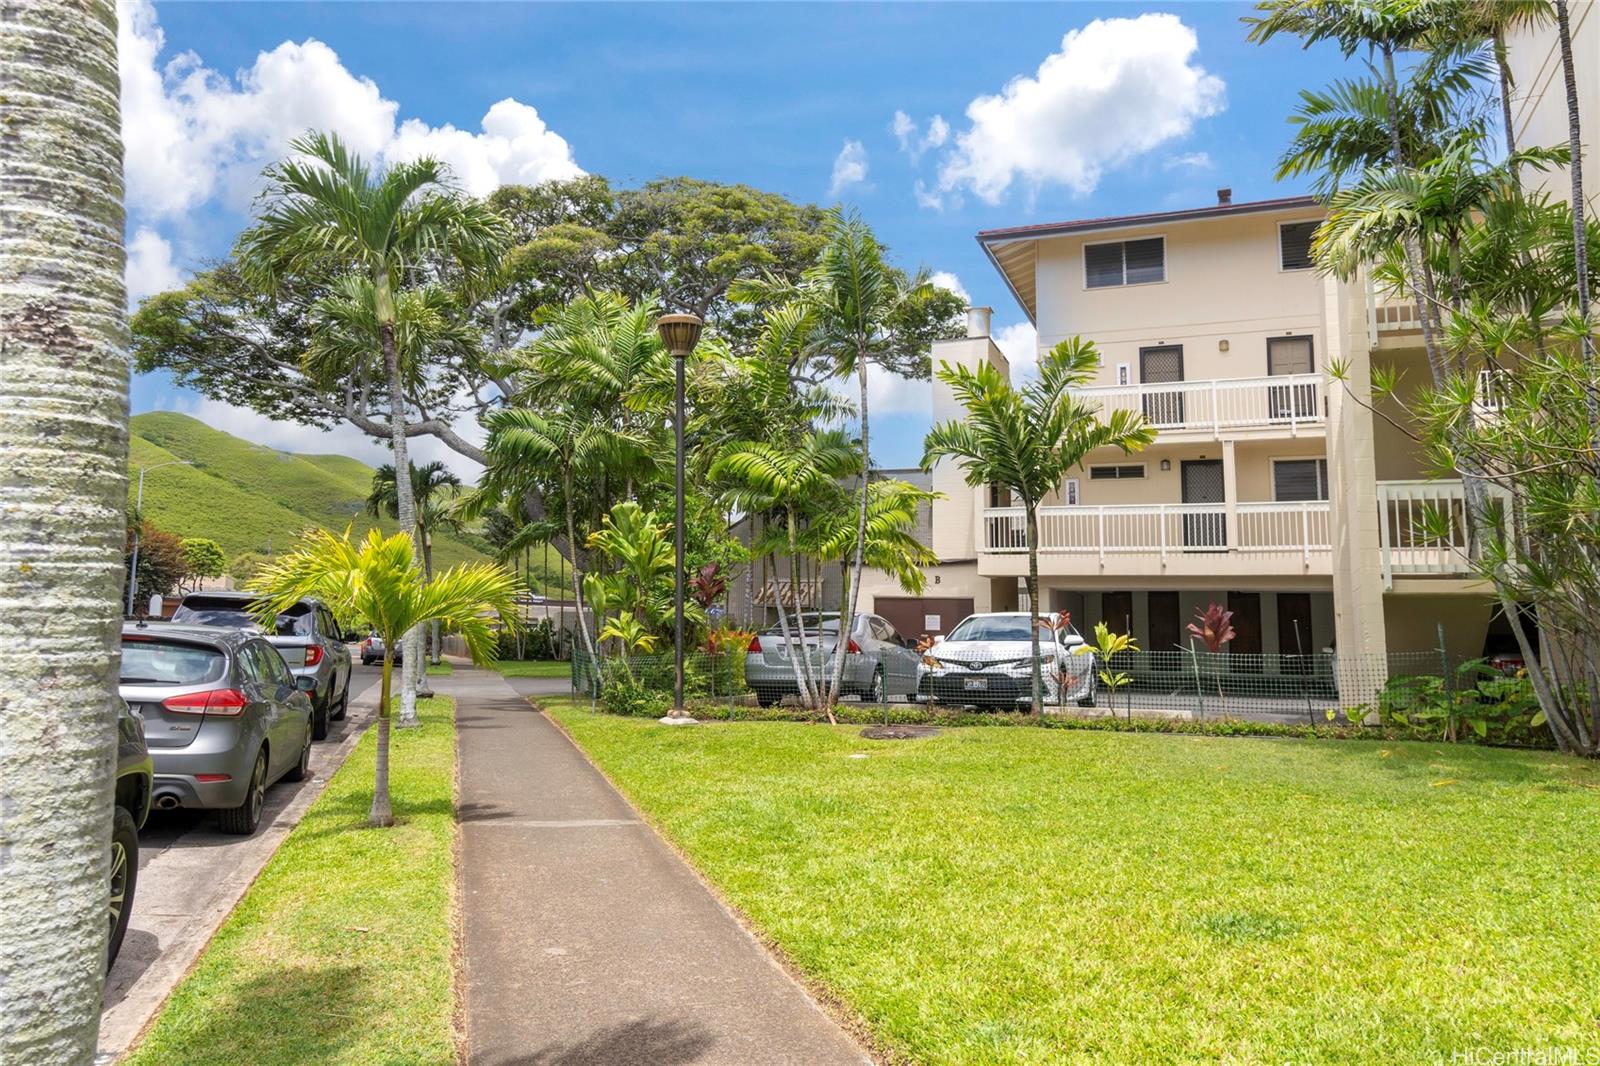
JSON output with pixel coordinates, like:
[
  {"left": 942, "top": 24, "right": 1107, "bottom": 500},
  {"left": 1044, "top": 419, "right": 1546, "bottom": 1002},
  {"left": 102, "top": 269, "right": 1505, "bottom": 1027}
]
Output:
[
  {"left": 744, "top": 610, "right": 1097, "bottom": 710},
  {"left": 108, "top": 589, "right": 356, "bottom": 967}
]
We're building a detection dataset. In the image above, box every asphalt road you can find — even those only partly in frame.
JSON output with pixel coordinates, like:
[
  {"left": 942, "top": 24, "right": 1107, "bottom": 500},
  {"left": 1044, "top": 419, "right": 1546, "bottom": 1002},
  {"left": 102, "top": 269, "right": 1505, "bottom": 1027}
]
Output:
[{"left": 97, "top": 658, "right": 387, "bottom": 1062}]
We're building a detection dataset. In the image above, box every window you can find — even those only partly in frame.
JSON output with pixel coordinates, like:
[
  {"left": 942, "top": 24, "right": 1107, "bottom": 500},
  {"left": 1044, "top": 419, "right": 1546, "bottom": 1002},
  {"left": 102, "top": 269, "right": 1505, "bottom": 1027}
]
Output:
[
  {"left": 1116, "top": 363, "right": 1131, "bottom": 386},
  {"left": 1273, "top": 458, "right": 1329, "bottom": 501},
  {"left": 1280, "top": 221, "right": 1318, "bottom": 270},
  {"left": 1062, "top": 478, "right": 1081, "bottom": 506},
  {"left": 1089, "top": 464, "right": 1145, "bottom": 480},
  {"left": 1085, "top": 237, "right": 1165, "bottom": 288}
]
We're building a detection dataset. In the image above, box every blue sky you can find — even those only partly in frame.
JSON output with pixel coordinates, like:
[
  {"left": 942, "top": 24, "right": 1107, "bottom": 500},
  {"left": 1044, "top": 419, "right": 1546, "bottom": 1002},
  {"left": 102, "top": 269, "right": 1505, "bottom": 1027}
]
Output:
[{"left": 124, "top": 1, "right": 1356, "bottom": 472}]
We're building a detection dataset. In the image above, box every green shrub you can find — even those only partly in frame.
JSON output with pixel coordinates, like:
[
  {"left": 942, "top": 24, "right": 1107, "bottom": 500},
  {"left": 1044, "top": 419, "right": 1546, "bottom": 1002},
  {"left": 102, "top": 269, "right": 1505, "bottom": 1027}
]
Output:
[{"left": 1377, "top": 661, "right": 1550, "bottom": 746}]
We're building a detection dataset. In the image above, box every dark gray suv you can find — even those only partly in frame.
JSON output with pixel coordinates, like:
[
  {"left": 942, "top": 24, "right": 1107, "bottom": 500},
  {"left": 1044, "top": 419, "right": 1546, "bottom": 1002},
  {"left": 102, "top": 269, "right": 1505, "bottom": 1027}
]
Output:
[
  {"left": 172, "top": 591, "right": 352, "bottom": 740},
  {"left": 120, "top": 622, "right": 316, "bottom": 836}
]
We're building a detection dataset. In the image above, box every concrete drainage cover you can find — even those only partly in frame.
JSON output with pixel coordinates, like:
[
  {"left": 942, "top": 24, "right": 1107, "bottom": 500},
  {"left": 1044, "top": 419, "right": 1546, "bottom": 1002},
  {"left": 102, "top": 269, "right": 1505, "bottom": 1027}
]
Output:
[{"left": 859, "top": 725, "right": 941, "bottom": 741}]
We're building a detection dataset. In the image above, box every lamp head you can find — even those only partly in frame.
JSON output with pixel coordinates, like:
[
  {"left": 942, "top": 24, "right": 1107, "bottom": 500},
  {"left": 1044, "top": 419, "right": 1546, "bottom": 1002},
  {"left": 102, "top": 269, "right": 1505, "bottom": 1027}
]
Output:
[{"left": 656, "top": 313, "right": 704, "bottom": 358}]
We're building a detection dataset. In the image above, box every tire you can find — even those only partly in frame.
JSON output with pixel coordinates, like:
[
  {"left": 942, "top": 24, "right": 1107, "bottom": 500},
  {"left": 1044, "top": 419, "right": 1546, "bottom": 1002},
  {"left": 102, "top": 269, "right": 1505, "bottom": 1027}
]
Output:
[
  {"left": 283, "top": 718, "right": 312, "bottom": 782},
  {"left": 107, "top": 805, "right": 139, "bottom": 970},
  {"left": 311, "top": 698, "right": 330, "bottom": 741},
  {"left": 331, "top": 678, "right": 349, "bottom": 721},
  {"left": 866, "top": 667, "right": 886, "bottom": 704},
  {"left": 218, "top": 749, "right": 267, "bottom": 836}
]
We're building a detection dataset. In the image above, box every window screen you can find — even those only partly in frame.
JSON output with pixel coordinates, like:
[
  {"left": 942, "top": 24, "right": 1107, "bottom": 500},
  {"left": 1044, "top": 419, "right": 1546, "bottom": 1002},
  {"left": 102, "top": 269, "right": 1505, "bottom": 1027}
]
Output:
[
  {"left": 1280, "top": 221, "right": 1318, "bottom": 270},
  {"left": 1089, "top": 464, "right": 1145, "bottom": 480},
  {"left": 1085, "top": 238, "right": 1164, "bottom": 288},
  {"left": 1273, "top": 459, "right": 1329, "bottom": 501}
]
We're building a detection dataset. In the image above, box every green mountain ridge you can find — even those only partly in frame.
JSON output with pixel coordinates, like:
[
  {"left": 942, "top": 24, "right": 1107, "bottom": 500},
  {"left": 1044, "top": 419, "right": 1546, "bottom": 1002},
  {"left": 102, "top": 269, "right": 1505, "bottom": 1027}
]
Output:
[{"left": 128, "top": 411, "right": 493, "bottom": 570}]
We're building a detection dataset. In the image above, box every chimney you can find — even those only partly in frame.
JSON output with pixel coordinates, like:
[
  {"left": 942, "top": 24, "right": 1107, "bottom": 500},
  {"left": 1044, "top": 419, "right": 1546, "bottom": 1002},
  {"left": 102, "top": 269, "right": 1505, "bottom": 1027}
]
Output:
[
  {"left": 1216, "top": 187, "right": 1232, "bottom": 205},
  {"left": 965, "top": 306, "right": 992, "bottom": 339}
]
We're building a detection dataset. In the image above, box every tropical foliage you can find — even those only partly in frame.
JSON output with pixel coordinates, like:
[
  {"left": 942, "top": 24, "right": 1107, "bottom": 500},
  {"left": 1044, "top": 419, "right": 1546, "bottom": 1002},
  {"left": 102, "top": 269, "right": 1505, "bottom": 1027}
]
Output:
[{"left": 247, "top": 528, "right": 518, "bottom": 825}]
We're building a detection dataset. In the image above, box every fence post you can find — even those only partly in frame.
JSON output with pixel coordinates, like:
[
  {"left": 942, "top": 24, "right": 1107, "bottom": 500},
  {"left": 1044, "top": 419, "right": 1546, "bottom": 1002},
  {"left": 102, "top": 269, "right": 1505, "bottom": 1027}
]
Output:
[
  {"left": 1437, "top": 622, "right": 1454, "bottom": 742},
  {"left": 1190, "top": 638, "right": 1205, "bottom": 720}
]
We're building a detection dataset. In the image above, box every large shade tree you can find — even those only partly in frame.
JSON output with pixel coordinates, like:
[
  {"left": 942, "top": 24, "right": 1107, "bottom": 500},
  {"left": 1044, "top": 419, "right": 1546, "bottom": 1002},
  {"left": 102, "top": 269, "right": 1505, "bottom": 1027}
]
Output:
[
  {"left": 923, "top": 339, "right": 1154, "bottom": 716},
  {"left": 0, "top": 1, "right": 128, "bottom": 1060},
  {"left": 236, "top": 131, "right": 507, "bottom": 726}
]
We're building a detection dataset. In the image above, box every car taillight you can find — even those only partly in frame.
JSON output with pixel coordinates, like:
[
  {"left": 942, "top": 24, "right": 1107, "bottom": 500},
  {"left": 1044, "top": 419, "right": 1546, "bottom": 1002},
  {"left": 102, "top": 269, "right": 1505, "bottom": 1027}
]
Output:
[
  {"left": 162, "top": 688, "right": 248, "bottom": 716},
  {"left": 846, "top": 639, "right": 862, "bottom": 654},
  {"left": 747, "top": 635, "right": 762, "bottom": 653},
  {"left": 303, "top": 645, "right": 324, "bottom": 667}
]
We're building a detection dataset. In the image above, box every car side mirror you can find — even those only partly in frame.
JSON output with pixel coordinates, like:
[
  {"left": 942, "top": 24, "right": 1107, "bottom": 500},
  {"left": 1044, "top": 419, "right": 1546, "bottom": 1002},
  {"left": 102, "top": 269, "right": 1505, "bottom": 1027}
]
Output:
[
  {"left": 295, "top": 675, "right": 318, "bottom": 692},
  {"left": 931, "top": 635, "right": 945, "bottom": 645}
]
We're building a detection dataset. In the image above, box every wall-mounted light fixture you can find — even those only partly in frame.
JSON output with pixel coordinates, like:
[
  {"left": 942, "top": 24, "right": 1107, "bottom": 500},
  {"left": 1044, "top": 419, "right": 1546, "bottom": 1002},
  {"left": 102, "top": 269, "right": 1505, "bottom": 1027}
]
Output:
[
  {"left": 1218, "top": 339, "right": 1230, "bottom": 353},
  {"left": 1160, "top": 459, "right": 1171, "bottom": 471}
]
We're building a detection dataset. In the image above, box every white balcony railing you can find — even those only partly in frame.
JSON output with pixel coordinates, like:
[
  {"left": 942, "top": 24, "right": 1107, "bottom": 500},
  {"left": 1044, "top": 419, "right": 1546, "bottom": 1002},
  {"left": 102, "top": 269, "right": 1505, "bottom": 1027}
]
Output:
[
  {"left": 1366, "top": 275, "right": 1423, "bottom": 346},
  {"left": 1073, "top": 374, "right": 1324, "bottom": 435},
  {"left": 1378, "top": 480, "right": 1474, "bottom": 585},
  {"left": 982, "top": 501, "right": 1331, "bottom": 564}
]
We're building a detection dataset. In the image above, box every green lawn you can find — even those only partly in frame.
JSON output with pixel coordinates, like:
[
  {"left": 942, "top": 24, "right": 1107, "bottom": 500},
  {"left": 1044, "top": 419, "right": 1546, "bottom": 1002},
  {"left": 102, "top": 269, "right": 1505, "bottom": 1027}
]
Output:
[
  {"left": 127, "top": 698, "right": 459, "bottom": 1065},
  {"left": 548, "top": 701, "right": 1600, "bottom": 1065},
  {"left": 424, "top": 660, "right": 453, "bottom": 676},
  {"left": 494, "top": 659, "right": 572, "bottom": 679}
]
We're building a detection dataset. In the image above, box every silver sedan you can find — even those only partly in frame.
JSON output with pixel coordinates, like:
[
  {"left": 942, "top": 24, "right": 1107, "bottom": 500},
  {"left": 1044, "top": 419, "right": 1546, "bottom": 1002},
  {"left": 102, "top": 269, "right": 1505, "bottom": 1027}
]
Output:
[{"left": 744, "top": 611, "right": 923, "bottom": 705}]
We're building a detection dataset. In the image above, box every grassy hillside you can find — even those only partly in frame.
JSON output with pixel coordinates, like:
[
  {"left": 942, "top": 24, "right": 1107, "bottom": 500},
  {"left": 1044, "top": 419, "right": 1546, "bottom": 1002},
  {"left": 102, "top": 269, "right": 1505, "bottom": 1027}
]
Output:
[{"left": 127, "top": 412, "right": 499, "bottom": 573}]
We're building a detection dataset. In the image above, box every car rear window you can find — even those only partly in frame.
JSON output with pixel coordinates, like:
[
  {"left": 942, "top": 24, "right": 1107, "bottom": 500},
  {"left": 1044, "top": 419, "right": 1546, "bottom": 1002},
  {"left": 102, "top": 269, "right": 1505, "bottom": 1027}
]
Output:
[
  {"left": 174, "top": 598, "right": 313, "bottom": 636},
  {"left": 120, "top": 639, "right": 227, "bottom": 685}
]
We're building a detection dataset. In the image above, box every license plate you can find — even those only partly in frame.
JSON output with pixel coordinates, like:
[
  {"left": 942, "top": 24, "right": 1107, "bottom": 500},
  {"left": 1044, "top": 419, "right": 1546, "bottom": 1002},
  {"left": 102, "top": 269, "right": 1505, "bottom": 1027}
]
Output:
[{"left": 963, "top": 677, "right": 988, "bottom": 691}]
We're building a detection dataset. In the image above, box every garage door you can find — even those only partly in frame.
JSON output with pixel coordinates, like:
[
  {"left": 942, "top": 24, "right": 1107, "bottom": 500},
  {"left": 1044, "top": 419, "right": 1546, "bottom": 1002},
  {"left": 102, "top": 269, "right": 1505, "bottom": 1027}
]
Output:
[{"left": 874, "top": 597, "right": 976, "bottom": 643}]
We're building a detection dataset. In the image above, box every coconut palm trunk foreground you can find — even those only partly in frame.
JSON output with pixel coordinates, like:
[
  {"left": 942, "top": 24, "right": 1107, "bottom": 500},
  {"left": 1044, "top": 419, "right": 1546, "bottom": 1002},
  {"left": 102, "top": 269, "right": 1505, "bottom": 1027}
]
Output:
[{"left": 0, "top": 2, "right": 128, "bottom": 1061}]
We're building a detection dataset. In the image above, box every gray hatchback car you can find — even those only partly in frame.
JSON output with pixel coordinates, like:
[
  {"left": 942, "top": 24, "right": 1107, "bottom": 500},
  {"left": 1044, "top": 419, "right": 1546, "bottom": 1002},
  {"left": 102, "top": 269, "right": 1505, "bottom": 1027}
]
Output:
[
  {"left": 119, "top": 622, "right": 316, "bottom": 835},
  {"left": 744, "top": 611, "right": 922, "bottom": 705}
]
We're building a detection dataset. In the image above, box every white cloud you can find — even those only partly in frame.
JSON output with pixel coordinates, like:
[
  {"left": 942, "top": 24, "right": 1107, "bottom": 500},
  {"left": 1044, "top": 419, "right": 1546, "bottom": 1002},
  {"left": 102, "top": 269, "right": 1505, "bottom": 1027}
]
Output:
[
  {"left": 891, "top": 111, "right": 951, "bottom": 162},
  {"left": 891, "top": 110, "right": 917, "bottom": 153},
  {"left": 828, "top": 139, "right": 869, "bottom": 196},
  {"left": 913, "top": 180, "right": 946, "bottom": 212},
  {"left": 117, "top": 0, "right": 581, "bottom": 219},
  {"left": 928, "top": 271, "right": 969, "bottom": 302},
  {"left": 125, "top": 227, "right": 184, "bottom": 307},
  {"left": 1164, "top": 151, "right": 1214, "bottom": 172},
  {"left": 864, "top": 363, "right": 931, "bottom": 418},
  {"left": 936, "top": 14, "right": 1224, "bottom": 204},
  {"left": 994, "top": 322, "right": 1039, "bottom": 374}
]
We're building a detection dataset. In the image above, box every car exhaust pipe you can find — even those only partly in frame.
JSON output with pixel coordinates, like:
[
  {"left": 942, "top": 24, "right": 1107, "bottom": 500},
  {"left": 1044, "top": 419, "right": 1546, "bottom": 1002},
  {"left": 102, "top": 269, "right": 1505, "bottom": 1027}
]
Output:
[{"left": 154, "top": 792, "right": 182, "bottom": 811}]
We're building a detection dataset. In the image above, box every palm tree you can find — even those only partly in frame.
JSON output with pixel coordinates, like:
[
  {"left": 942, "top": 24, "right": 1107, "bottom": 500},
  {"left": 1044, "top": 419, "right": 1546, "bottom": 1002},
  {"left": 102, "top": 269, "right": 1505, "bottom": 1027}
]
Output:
[
  {"left": 923, "top": 338, "right": 1154, "bottom": 716},
  {"left": 0, "top": 2, "right": 127, "bottom": 1058},
  {"left": 735, "top": 211, "right": 931, "bottom": 703},
  {"left": 248, "top": 529, "right": 517, "bottom": 826},
  {"left": 713, "top": 430, "right": 861, "bottom": 714},
  {"left": 1553, "top": 0, "right": 1596, "bottom": 395},
  {"left": 237, "top": 130, "right": 507, "bottom": 726},
  {"left": 368, "top": 461, "right": 464, "bottom": 664}
]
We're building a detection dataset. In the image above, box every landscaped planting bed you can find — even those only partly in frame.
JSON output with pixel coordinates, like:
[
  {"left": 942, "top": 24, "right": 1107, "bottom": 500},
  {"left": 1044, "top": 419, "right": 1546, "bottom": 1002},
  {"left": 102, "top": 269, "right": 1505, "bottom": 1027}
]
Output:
[{"left": 547, "top": 698, "right": 1600, "bottom": 1064}]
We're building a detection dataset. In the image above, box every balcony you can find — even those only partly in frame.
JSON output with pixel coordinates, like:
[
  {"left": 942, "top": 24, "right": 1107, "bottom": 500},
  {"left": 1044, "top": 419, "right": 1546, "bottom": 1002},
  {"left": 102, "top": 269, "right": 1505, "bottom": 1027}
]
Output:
[
  {"left": 1366, "top": 278, "right": 1423, "bottom": 347},
  {"left": 1074, "top": 374, "right": 1325, "bottom": 439},
  {"left": 1378, "top": 480, "right": 1481, "bottom": 587},
  {"left": 980, "top": 500, "right": 1331, "bottom": 576}
]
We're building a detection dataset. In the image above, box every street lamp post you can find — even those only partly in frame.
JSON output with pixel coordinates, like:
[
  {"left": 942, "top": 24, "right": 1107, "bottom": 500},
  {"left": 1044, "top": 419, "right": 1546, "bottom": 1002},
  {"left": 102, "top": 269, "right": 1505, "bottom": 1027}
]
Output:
[
  {"left": 127, "top": 460, "right": 192, "bottom": 616},
  {"left": 655, "top": 313, "right": 703, "bottom": 725}
]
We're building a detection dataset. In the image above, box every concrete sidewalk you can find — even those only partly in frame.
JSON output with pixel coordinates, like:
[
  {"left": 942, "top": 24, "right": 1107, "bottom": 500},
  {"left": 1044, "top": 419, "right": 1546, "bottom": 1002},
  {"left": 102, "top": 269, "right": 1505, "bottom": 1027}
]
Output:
[{"left": 441, "top": 666, "right": 870, "bottom": 1066}]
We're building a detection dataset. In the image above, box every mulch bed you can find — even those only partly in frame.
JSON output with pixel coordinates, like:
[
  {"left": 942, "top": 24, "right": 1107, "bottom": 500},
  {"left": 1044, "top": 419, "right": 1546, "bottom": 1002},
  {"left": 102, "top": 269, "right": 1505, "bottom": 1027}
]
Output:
[{"left": 858, "top": 724, "right": 941, "bottom": 741}]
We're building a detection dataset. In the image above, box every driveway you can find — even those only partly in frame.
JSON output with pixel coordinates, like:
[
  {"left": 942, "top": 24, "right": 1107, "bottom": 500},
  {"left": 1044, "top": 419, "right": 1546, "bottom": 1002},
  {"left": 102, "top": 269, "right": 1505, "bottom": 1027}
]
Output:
[{"left": 97, "top": 661, "right": 385, "bottom": 1063}]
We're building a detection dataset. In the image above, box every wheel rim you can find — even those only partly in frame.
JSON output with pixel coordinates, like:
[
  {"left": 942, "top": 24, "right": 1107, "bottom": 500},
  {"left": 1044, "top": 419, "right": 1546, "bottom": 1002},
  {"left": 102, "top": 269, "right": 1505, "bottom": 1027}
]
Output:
[
  {"left": 250, "top": 755, "right": 265, "bottom": 822},
  {"left": 108, "top": 839, "right": 128, "bottom": 935},
  {"left": 872, "top": 671, "right": 884, "bottom": 701}
]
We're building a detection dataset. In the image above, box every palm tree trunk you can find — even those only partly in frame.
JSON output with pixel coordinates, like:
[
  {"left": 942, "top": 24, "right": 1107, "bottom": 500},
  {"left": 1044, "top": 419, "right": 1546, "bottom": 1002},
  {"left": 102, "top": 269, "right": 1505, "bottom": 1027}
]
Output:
[
  {"left": 0, "top": 3, "right": 127, "bottom": 1057},
  {"left": 563, "top": 468, "right": 600, "bottom": 683},
  {"left": 370, "top": 651, "right": 396, "bottom": 826},
  {"left": 423, "top": 534, "right": 440, "bottom": 664},
  {"left": 1494, "top": 28, "right": 1517, "bottom": 160},
  {"left": 381, "top": 317, "right": 422, "bottom": 728},
  {"left": 1026, "top": 505, "right": 1044, "bottom": 718},
  {"left": 829, "top": 354, "right": 872, "bottom": 704},
  {"left": 1554, "top": 0, "right": 1598, "bottom": 444}
]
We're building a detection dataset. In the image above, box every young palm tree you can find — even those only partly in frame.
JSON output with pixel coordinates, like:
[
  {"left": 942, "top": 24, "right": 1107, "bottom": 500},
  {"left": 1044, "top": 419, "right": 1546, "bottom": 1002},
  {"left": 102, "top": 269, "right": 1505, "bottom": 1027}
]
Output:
[
  {"left": 713, "top": 430, "right": 861, "bottom": 714},
  {"left": 923, "top": 338, "right": 1155, "bottom": 716},
  {"left": 249, "top": 529, "right": 517, "bottom": 826},
  {"left": 237, "top": 131, "right": 507, "bottom": 725},
  {"left": 0, "top": 2, "right": 127, "bottom": 1058},
  {"left": 367, "top": 461, "right": 464, "bottom": 663}
]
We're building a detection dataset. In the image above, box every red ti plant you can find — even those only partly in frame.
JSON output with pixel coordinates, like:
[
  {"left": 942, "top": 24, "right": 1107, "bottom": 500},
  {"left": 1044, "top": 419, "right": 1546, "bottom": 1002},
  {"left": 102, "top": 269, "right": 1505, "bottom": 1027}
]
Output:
[
  {"left": 689, "top": 562, "right": 726, "bottom": 611},
  {"left": 1187, "top": 603, "right": 1235, "bottom": 707}
]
